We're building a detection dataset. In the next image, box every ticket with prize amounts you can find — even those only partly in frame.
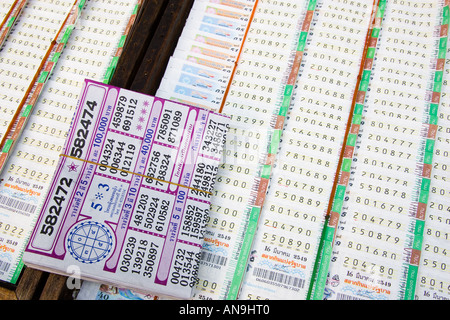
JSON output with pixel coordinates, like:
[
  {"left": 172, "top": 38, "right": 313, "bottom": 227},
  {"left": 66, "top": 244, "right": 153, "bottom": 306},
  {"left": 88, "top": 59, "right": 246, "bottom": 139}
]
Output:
[{"left": 23, "top": 79, "right": 229, "bottom": 299}]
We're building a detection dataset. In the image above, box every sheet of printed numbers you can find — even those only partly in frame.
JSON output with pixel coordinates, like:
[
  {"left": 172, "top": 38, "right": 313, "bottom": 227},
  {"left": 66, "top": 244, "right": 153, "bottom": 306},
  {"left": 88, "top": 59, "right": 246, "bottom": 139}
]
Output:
[
  {"left": 323, "top": 0, "right": 447, "bottom": 300},
  {"left": 415, "top": 43, "right": 450, "bottom": 301},
  {"left": 185, "top": 0, "right": 308, "bottom": 300},
  {"left": 0, "top": 0, "right": 74, "bottom": 141},
  {"left": 0, "top": 0, "right": 139, "bottom": 283},
  {"left": 237, "top": 0, "right": 375, "bottom": 300},
  {"left": 0, "top": 0, "right": 76, "bottom": 282}
]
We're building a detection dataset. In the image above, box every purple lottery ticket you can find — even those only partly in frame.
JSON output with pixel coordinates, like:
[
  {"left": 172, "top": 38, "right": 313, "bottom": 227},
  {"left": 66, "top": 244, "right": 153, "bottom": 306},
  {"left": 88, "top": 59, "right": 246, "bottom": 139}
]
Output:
[{"left": 24, "top": 79, "right": 229, "bottom": 299}]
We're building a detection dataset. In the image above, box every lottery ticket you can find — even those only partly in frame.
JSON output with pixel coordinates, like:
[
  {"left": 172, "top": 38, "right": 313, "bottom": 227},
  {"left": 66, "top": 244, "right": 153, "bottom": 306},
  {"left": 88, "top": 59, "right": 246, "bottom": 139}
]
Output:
[
  {"left": 171, "top": 49, "right": 234, "bottom": 79},
  {"left": 182, "top": 20, "right": 245, "bottom": 43},
  {"left": 173, "top": 38, "right": 238, "bottom": 65},
  {"left": 76, "top": 281, "right": 160, "bottom": 300},
  {"left": 191, "top": 0, "right": 254, "bottom": 20},
  {"left": 157, "top": 81, "right": 225, "bottom": 111},
  {"left": 23, "top": 79, "right": 229, "bottom": 299},
  {"left": 156, "top": 0, "right": 256, "bottom": 113},
  {"left": 163, "top": 59, "right": 229, "bottom": 95},
  {"left": 179, "top": 28, "right": 243, "bottom": 52}
]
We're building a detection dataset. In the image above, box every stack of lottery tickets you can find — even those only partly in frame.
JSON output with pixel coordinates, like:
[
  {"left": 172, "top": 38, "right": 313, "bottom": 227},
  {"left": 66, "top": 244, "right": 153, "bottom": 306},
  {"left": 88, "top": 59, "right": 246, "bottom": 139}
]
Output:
[{"left": 23, "top": 79, "right": 229, "bottom": 299}]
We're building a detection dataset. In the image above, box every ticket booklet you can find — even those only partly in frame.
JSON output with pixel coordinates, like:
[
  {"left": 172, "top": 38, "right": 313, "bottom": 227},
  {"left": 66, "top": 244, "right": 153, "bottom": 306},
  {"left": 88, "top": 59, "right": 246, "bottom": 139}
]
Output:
[{"left": 23, "top": 79, "right": 229, "bottom": 299}]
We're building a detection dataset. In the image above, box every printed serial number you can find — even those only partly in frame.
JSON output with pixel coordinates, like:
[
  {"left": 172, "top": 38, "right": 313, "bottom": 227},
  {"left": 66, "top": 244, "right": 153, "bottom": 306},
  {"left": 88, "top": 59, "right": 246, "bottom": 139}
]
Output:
[
  {"left": 119, "top": 236, "right": 159, "bottom": 278},
  {"left": 40, "top": 177, "right": 73, "bottom": 236}
]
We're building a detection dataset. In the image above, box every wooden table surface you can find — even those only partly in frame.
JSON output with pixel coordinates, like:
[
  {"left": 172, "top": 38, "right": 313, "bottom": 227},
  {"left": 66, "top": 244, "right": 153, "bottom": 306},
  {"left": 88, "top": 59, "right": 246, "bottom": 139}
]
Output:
[{"left": 0, "top": 0, "right": 194, "bottom": 300}]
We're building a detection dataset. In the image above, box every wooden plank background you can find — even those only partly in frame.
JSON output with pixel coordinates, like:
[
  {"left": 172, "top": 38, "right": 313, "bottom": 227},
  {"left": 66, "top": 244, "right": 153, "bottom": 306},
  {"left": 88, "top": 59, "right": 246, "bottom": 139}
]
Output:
[{"left": 0, "top": 0, "right": 194, "bottom": 300}]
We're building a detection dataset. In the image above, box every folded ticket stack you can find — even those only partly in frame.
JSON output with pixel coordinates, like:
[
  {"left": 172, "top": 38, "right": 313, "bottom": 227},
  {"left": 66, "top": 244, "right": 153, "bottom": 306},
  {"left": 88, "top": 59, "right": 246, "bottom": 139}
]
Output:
[{"left": 23, "top": 80, "right": 229, "bottom": 299}]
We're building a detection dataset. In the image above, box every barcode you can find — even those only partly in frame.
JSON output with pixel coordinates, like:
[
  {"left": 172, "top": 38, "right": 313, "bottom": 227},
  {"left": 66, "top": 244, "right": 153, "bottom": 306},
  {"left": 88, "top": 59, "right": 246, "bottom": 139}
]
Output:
[
  {"left": 0, "top": 260, "right": 11, "bottom": 273},
  {"left": 201, "top": 251, "right": 228, "bottom": 266},
  {"left": 336, "top": 293, "right": 364, "bottom": 300},
  {"left": 0, "top": 195, "right": 37, "bottom": 214},
  {"left": 253, "top": 267, "right": 305, "bottom": 289}
]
